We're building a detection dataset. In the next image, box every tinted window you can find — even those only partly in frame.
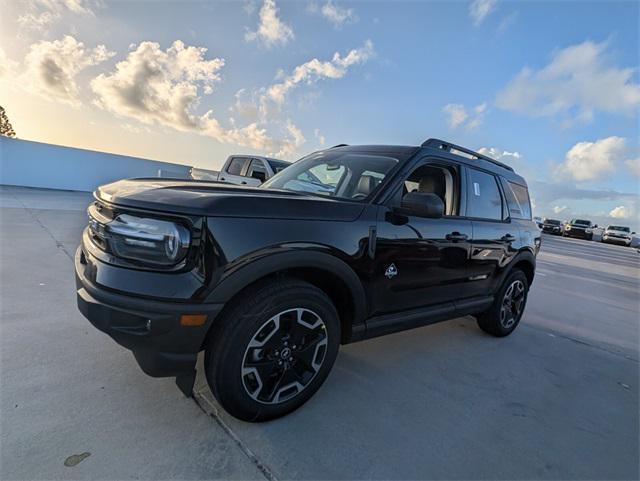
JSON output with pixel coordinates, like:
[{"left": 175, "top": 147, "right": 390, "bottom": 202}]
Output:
[
  {"left": 608, "top": 225, "right": 630, "bottom": 232},
  {"left": 247, "top": 159, "right": 267, "bottom": 177},
  {"left": 402, "top": 163, "right": 459, "bottom": 216},
  {"left": 502, "top": 181, "right": 531, "bottom": 219},
  {"left": 572, "top": 219, "right": 591, "bottom": 226},
  {"left": 467, "top": 169, "right": 502, "bottom": 220},
  {"left": 267, "top": 160, "right": 290, "bottom": 173},
  {"left": 227, "top": 157, "right": 247, "bottom": 175}
]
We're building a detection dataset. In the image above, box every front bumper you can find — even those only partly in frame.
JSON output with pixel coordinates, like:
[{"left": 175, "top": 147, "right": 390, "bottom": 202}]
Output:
[
  {"left": 542, "top": 226, "right": 561, "bottom": 234},
  {"left": 75, "top": 246, "right": 223, "bottom": 378},
  {"left": 603, "top": 235, "right": 631, "bottom": 245},
  {"left": 564, "top": 228, "right": 592, "bottom": 239}
]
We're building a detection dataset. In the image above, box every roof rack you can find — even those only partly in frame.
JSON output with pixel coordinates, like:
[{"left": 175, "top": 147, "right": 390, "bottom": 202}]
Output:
[
  {"left": 421, "top": 138, "right": 514, "bottom": 172},
  {"left": 329, "top": 144, "right": 349, "bottom": 149}
]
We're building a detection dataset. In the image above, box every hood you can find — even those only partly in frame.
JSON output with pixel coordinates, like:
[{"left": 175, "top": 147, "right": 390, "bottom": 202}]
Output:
[{"left": 95, "top": 178, "right": 365, "bottom": 221}]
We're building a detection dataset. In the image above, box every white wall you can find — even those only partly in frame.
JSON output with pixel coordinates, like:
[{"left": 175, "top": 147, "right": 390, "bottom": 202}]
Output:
[{"left": 0, "top": 137, "right": 191, "bottom": 192}]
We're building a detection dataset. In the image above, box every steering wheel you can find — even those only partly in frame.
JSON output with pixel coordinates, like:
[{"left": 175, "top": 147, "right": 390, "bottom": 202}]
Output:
[{"left": 352, "top": 193, "right": 367, "bottom": 200}]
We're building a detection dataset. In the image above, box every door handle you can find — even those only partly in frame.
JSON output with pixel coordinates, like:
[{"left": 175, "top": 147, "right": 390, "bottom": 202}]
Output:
[
  {"left": 220, "top": 177, "right": 226, "bottom": 181},
  {"left": 501, "top": 234, "right": 516, "bottom": 242},
  {"left": 446, "top": 232, "right": 468, "bottom": 241},
  {"left": 241, "top": 181, "right": 247, "bottom": 185}
]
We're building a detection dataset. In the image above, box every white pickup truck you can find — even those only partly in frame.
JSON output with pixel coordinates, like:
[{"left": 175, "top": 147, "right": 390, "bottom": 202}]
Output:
[{"left": 190, "top": 155, "right": 290, "bottom": 186}]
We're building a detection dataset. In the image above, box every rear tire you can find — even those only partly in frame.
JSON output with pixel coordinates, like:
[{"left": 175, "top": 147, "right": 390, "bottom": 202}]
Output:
[
  {"left": 476, "top": 269, "right": 529, "bottom": 337},
  {"left": 204, "top": 278, "right": 340, "bottom": 422}
]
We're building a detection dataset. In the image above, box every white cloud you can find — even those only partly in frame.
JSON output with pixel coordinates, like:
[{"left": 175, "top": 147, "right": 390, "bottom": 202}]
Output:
[
  {"left": 314, "top": 128, "right": 326, "bottom": 146},
  {"left": 22, "top": 35, "right": 114, "bottom": 106},
  {"left": 442, "top": 102, "right": 486, "bottom": 130},
  {"left": 553, "top": 205, "right": 568, "bottom": 215},
  {"left": 245, "top": 0, "right": 294, "bottom": 48},
  {"left": 477, "top": 147, "right": 522, "bottom": 165},
  {"left": 17, "top": 0, "right": 97, "bottom": 31},
  {"left": 624, "top": 158, "right": 640, "bottom": 177},
  {"left": 309, "top": 1, "right": 357, "bottom": 27},
  {"left": 262, "top": 39, "right": 374, "bottom": 110},
  {"left": 92, "top": 40, "right": 225, "bottom": 130},
  {"left": 609, "top": 205, "right": 630, "bottom": 219},
  {"left": 554, "top": 136, "right": 626, "bottom": 182},
  {"left": 442, "top": 104, "right": 467, "bottom": 128},
  {"left": 275, "top": 120, "right": 306, "bottom": 158},
  {"left": 90, "top": 40, "right": 302, "bottom": 156},
  {"left": 469, "top": 0, "right": 497, "bottom": 26},
  {"left": 496, "top": 40, "right": 640, "bottom": 123}
]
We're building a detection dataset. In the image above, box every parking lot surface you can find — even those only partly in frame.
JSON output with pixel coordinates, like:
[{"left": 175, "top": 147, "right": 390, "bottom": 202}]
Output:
[{"left": 1, "top": 185, "right": 638, "bottom": 480}]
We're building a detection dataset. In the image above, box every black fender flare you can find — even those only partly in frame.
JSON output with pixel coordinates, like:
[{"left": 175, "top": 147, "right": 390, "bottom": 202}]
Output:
[
  {"left": 499, "top": 249, "right": 536, "bottom": 289},
  {"left": 204, "top": 249, "right": 367, "bottom": 327}
]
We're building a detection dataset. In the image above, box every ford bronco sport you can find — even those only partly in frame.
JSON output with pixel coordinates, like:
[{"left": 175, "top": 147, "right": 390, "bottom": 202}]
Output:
[{"left": 76, "top": 139, "right": 539, "bottom": 421}]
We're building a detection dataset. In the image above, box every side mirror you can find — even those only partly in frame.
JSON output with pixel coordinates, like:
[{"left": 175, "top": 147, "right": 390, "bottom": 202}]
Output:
[
  {"left": 251, "top": 171, "right": 266, "bottom": 183},
  {"left": 398, "top": 192, "right": 444, "bottom": 218}
]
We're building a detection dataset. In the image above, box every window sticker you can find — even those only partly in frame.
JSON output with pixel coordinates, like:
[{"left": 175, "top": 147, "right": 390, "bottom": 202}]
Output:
[{"left": 473, "top": 182, "right": 481, "bottom": 196}]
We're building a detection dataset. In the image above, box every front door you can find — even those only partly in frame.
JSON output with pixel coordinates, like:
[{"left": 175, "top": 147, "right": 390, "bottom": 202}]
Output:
[{"left": 371, "top": 159, "right": 473, "bottom": 316}]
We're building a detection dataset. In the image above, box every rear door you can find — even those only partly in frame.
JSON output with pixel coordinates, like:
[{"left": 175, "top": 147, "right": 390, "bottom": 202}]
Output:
[
  {"left": 464, "top": 167, "right": 519, "bottom": 297},
  {"left": 219, "top": 156, "right": 250, "bottom": 185}
]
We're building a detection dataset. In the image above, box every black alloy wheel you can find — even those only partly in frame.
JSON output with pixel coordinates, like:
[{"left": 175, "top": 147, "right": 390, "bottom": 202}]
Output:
[
  {"left": 204, "top": 278, "right": 340, "bottom": 422},
  {"left": 241, "top": 308, "right": 328, "bottom": 404}
]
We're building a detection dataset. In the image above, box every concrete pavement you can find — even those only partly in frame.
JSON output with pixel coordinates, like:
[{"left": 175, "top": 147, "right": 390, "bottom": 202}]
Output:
[{"left": 1, "top": 185, "right": 638, "bottom": 480}]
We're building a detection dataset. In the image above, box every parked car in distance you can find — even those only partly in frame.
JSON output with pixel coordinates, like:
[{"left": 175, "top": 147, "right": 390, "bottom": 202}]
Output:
[
  {"left": 75, "top": 138, "right": 539, "bottom": 421},
  {"left": 562, "top": 218, "right": 593, "bottom": 240},
  {"left": 602, "top": 225, "right": 634, "bottom": 246},
  {"left": 541, "top": 218, "right": 563, "bottom": 235},
  {"left": 217, "top": 155, "right": 290, "bottom": 186}
]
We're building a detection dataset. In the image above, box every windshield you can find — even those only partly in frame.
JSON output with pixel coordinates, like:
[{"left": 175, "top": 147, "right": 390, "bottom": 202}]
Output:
[
  {"left": 261, "top": 151, "right": 399, "bottom": 201},
  {"left": 544, "top": 219, "right": 561, "bottom": 225},
  {"left": 607, "top": 225, "right": 630, "bottom": 232},
  {"left": 572, "top": 219, "right": 591, "bottom": 226}
]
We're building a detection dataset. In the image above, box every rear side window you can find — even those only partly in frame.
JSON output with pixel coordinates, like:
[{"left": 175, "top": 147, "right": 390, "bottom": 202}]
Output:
[
  {"left": 227, "top": 157, "right": 247, "bottom": 175},
  {"left": 502, "top": 180, "right": 532, "bottom": 220},
  {"left": 247, "top": 159, "right": 267, "bottom": 177},
  {"left": 466, "top": 168, "right": 502, "bottom": 220}
]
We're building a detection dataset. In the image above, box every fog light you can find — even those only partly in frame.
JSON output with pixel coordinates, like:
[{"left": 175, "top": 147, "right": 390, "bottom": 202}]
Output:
[{"left": 180, "top": 314, "right": 207, "bottom": 326}]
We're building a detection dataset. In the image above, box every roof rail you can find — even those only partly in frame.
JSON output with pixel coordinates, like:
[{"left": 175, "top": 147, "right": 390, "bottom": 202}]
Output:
[
  {"left": 329, "top": 144, "right": 349, "bottom": 149},
  {"left": 421, "top": 138, "right": 514, "bottom": 172}
]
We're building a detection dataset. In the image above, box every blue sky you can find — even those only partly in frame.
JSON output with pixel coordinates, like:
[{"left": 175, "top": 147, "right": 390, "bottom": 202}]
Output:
[{"left": 0, "top": 0, "right": 638, "bottom": 227}]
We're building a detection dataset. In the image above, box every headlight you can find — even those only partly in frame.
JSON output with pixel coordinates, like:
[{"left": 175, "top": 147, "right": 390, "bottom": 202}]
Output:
[
  {"left": 565, "top": 225, "right": 571, "bottom": 230},
  {"left": 89, "top": 211, "right": 190, "bottom": 266},
  {"left": 585, "top": 228, "right": 592, "bottom": 233}
]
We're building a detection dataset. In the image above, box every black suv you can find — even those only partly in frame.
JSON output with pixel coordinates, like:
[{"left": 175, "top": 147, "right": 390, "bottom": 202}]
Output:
[
  {"left": 541, "top": 218, "right": 563, "bottom": 235},
  {"left": 76, "top": 139, "right": 539, "bottom": 421},
  {"left": 562, "top": 218, "right": 593, "bottom": 240}
]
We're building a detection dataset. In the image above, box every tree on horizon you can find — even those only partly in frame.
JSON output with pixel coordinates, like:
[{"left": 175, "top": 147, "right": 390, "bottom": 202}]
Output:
[{"left": 0, "top": 105, "right": 16, "bottom": 138}]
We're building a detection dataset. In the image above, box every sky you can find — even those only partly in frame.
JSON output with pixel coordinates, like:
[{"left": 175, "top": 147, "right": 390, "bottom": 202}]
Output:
[{"left": 0, "top": 0, "right": 639, "bottom": 228}]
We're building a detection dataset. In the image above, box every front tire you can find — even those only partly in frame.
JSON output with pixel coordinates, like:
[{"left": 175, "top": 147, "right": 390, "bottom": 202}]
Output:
[
  {"left": 476, "top": 269, "right": 529, "bottom": 337},
  {"left": 204, "top": 278, "right": 340, "bottom": 422}
]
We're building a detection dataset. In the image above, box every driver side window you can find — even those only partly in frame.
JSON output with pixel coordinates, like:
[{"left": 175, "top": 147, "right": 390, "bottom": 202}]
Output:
[{"left": 397, "top": 163, "right": 459, "bottom": 216}]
